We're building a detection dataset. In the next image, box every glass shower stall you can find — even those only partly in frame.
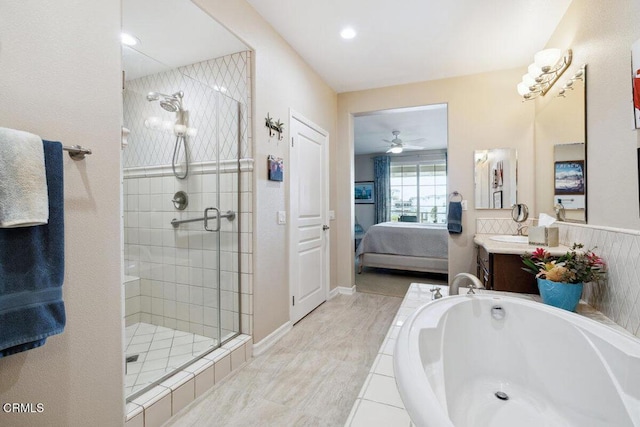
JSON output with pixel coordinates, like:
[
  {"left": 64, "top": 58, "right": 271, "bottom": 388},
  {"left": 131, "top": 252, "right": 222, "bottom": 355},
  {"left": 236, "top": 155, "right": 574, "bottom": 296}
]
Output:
[{"left": 121, "top": 54, "right": 242, "bottom": 400}]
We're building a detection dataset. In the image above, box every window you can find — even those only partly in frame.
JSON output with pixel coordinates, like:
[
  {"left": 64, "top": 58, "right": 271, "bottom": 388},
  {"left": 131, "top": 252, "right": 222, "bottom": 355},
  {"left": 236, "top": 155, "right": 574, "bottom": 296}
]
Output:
[{"left": 390, "top": 155, "right": 447, "bottom": 224}]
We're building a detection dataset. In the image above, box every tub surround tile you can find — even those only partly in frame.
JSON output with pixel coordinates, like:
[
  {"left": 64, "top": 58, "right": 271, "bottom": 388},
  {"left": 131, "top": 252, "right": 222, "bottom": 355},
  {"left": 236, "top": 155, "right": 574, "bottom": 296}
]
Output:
[{"left": 477, "top": 218, "right": 640, "bottom": 338}]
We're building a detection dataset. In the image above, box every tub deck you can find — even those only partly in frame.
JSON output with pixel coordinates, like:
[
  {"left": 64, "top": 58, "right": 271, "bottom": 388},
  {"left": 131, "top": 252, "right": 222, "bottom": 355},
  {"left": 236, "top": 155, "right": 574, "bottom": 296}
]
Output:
[{"left": 344, "top": 284, "right": 629, "bottom": 427}]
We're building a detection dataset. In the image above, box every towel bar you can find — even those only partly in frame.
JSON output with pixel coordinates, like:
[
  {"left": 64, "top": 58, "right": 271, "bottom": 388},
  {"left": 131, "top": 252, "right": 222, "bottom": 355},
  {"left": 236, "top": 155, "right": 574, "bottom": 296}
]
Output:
[{"left": 63, "top": 145, "right": 92, "bottom": 160}]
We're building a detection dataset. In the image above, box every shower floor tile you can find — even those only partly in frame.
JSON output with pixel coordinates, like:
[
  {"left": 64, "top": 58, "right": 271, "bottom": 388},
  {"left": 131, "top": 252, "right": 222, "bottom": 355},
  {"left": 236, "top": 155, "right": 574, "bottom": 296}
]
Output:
[{"left": 124, "top": 322, "right": 217, "bottom": 397}]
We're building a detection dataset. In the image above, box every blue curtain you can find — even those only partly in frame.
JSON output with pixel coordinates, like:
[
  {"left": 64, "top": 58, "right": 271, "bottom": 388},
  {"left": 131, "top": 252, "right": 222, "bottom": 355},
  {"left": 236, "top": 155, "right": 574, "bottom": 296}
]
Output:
[{"left": 373, "top": 156, "right": 391, "bottom": 223}]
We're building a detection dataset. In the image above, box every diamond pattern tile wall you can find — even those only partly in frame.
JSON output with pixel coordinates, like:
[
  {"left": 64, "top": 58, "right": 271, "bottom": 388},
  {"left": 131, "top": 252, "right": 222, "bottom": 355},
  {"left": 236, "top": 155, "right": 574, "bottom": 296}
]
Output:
[
  {"left": 476, "top": 218, "right": 640, "bottom": 338},
  {"left": 123, "top": 51, "right": 250, "bottom": 168}
]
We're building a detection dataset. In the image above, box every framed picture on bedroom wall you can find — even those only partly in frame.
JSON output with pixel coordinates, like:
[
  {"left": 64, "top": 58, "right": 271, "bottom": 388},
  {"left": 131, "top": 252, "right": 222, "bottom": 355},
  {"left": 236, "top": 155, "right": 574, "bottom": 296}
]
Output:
[{"left": 355, "top": 181, "right": 374, "bottom": 204}]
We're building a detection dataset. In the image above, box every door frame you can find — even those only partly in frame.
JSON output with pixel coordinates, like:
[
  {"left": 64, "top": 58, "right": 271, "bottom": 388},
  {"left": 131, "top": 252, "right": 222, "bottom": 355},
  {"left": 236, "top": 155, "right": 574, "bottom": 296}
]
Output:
[{"left": 288, "top": 109, "right": 330, "bottom": 323}]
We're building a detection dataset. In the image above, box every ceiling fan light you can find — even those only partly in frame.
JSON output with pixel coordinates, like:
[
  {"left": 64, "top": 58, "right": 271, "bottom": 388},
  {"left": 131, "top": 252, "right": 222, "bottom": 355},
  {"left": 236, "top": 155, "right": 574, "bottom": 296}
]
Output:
[{"left": 389, "top": 146, "right": 403, "bottom": 154}]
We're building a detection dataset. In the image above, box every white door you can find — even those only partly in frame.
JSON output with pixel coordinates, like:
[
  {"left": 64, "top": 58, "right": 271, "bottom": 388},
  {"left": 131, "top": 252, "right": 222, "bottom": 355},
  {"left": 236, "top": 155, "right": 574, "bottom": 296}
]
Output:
[{"left": 289, "top": 111, "right": 329, "bottom": 324}]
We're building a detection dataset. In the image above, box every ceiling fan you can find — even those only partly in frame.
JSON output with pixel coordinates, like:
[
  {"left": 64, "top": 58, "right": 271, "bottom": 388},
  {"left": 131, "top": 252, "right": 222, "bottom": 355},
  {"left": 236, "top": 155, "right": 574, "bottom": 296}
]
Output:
[{"left": 383, "top": 130, "right": 426, "bottom": 154}]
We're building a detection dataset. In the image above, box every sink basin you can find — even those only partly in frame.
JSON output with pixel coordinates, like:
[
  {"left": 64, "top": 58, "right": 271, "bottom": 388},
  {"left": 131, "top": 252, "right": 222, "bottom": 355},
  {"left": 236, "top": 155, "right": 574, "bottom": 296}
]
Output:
[{"left": 490, "top": 235, "right": 529, "bottom": 244}]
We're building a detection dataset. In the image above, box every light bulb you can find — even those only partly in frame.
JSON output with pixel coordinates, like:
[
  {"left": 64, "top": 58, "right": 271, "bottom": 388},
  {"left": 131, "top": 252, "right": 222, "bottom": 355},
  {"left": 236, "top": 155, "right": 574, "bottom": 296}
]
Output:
[
  {"left": 534, "top": 48, "right": 562, "bottom": 72},
  {"left": 389, "top": 146, "right": 403, "bottom": 154},
  {"left": 528, "top": 63, "right": 542, "bottom": 79},
  {"left": 522, "top": 73, "right": 536, "bottom": 88},
  {"left": 517, "top": 82, "right": 530, "bottom": 97}
]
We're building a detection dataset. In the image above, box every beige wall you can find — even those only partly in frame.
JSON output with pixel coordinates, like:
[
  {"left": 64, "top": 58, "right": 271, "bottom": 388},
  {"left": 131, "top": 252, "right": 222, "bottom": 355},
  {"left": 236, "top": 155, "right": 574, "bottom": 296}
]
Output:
[
  {"left": 0, "top": 1, "right": 124, "bottom": 426},
  {"left": 336, "top": 70, "right": 535, "bottom": 285},
  {"left": 536, "top": 0, "right": 640, "bottom": 229},
  {"left": 193, "top": 0, "right": 338, "bottom": 342}
]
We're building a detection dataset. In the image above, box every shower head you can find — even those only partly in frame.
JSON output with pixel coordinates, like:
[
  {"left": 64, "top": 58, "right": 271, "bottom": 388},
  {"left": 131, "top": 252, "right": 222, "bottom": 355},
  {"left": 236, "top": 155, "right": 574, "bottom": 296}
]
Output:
[
  {"left": 146, "top": 91, "right": 184, "bottom": 112},
  {"left": 160, "top": 99, "right": 180, "bottom": 112}
]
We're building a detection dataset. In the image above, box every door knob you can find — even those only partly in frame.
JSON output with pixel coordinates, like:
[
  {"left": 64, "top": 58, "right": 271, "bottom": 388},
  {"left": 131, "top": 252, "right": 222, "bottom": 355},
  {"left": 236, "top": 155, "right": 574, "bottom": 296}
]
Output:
[{"left": 322, "top": 225, "right": 330, "bottom": 231}]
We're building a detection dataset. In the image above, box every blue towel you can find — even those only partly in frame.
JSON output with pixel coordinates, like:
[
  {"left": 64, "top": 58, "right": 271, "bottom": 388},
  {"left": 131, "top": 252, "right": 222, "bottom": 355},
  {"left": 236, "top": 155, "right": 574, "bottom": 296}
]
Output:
[
  {"left": 0, "top": 140, "right": 65, "bottom": 357},
  {"left": 447, "top": 201, "right": 462, "bottom": 234}
]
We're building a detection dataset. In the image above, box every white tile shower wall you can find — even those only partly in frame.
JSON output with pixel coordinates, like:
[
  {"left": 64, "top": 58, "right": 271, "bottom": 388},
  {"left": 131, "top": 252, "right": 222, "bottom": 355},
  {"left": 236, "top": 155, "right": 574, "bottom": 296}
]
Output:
[
  {"left": 124, "top": 168, "right": 251, "bottom": 340},
  {"left": 123, "top": 51, "right": 251, "bottom": 169},
  {"left": 476, "top": 218, "right": 640, "bottom": 338}
]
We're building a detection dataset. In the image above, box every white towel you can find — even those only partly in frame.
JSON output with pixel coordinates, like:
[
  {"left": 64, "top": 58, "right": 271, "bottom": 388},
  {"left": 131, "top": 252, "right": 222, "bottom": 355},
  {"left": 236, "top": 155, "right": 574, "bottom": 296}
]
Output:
[{"left": 0, "top": 127, "right": 49, "bottom": 227}]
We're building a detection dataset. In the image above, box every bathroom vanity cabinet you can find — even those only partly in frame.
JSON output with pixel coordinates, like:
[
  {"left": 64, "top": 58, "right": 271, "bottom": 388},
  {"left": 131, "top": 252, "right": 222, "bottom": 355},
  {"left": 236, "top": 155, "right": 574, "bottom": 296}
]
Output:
[
  {"left": 476, "top": 245, "right": 539, "bottom": 294},
  {"left": 474, "top": 234, "right": 575, "bottom": 295}
]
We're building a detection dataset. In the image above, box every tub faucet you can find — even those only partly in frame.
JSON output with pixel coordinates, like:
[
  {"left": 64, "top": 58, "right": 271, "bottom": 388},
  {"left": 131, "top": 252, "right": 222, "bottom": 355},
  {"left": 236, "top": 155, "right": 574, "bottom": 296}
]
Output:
[{"left": 450, "top": 273, "right": 484, "bottom": 295}]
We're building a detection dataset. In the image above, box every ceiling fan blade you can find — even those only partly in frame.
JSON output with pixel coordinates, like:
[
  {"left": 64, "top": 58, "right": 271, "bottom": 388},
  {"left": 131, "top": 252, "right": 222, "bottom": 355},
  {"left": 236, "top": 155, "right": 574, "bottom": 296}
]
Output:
[
  {"left": 404, "top": 137, "right": 427, "bottom": 144},
  {"left": 382, "top": 139, "right": 393, "bottom": 143},
  {"left": 402, "top": 144, "right": 426, "bottom": 150}
]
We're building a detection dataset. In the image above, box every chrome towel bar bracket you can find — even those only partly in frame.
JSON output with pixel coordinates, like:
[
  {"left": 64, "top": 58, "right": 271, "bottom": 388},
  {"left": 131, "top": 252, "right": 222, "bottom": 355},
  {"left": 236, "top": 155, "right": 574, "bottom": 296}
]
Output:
[{"left": 63, "top": 145, "right": 92, "bottom": 160}]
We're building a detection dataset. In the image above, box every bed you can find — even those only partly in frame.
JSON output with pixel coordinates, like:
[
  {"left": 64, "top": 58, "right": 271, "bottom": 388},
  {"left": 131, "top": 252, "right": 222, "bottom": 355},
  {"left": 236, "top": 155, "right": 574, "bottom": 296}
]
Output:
[{"left": 355, "top": 222, "right": 449, "bottom": 274}]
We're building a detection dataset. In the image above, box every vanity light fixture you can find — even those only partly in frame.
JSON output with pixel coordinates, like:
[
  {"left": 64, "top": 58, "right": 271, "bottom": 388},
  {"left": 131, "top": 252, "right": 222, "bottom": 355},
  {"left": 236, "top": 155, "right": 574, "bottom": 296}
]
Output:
[
  {"left": 558, "top": 64, "right": 586, "bottom": 97},
  {"left": 517, "top": 48, "right": 572, "bottom": 101},
  {"left": 340, "top": 27, "right": 357, "bottom": 40}
]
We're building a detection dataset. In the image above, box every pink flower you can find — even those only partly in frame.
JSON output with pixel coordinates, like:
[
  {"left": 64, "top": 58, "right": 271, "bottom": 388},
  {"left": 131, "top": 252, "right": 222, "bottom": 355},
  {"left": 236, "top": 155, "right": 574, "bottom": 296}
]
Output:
[{"left": 532, "top": 248, "right": 550, "bottom": 260}]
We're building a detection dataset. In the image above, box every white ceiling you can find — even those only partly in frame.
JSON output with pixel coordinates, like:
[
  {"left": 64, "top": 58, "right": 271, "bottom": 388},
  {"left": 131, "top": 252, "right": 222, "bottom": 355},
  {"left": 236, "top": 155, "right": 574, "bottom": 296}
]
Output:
[
  {"left": 354, "top": 104, "right": 448, "bottom": 155},
  {"left": 122, "top": 0, "right": 248, "bottom": 80},
  {"left": 245, "top": 0, "right": 573, "bottom": 93},
  {"left": 121, "top": 0, "right": 573, "bottom": 154}
]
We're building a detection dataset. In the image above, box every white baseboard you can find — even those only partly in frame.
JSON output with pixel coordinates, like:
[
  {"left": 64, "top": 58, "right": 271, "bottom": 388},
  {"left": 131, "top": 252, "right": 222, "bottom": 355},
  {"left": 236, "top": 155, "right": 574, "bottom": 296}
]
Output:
[
  {"left": 251, "top": 321, "right": 292, "bottom": 357},
  {"left": 329, "top": 285, "right": 356, "bottom": 299}
]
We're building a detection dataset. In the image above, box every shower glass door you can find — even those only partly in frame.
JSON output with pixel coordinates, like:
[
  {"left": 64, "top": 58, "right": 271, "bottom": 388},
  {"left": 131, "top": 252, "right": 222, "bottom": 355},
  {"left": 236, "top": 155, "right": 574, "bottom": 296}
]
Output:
[{"left": 122, "top": 47, "right": 241, "bottom": 400}]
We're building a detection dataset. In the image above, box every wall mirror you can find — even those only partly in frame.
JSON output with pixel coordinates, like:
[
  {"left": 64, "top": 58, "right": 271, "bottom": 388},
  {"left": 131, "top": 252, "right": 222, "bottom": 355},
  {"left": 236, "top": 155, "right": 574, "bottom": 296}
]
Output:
[
  {"left": 535, "top": 65, "right": 587, "bottom": 223},
  {"left": 474, "top": 148, "right": 517, "bottom": 209}
]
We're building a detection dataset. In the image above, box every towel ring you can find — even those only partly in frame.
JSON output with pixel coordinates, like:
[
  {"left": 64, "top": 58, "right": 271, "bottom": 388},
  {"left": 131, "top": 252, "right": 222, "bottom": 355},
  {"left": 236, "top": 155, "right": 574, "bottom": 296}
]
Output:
[{"left": 449, "top": 191, "right": 463, "bottom": 202}]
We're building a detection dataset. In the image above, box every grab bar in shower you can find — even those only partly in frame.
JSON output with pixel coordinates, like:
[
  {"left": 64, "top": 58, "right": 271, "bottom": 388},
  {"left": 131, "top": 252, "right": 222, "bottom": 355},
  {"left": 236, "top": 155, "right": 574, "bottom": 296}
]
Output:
[{"left": 170, "top": 208, "right": 236, "bottom": 231}]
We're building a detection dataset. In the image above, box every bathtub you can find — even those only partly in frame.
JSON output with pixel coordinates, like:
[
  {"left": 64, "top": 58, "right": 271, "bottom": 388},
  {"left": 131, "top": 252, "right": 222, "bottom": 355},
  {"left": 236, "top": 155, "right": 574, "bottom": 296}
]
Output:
[{"left": 394, "top": 295, "right": 640, "bottom": 427}]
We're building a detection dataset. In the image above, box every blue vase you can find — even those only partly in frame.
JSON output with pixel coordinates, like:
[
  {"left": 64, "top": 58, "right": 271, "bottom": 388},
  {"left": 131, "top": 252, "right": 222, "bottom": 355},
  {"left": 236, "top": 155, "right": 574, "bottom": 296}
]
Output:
[{"left": 537, "top": 278, "right": 583, "bottom": 312}]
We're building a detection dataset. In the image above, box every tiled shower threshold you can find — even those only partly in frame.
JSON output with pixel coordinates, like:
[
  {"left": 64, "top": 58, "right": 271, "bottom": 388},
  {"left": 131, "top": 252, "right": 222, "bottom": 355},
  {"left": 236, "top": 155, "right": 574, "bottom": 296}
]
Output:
[{"left": 125, "top": 332, "right": 252, "bottom": 427}]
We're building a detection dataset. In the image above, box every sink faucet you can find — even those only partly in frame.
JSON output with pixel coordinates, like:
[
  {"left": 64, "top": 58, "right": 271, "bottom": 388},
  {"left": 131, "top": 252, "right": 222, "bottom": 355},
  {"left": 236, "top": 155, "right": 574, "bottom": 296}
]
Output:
[
  {"left": 516, "top": 223, "right": 528, "bottom": 236},
  {"left": 450, "top": 273, "right": 484, "bottom": 295}
]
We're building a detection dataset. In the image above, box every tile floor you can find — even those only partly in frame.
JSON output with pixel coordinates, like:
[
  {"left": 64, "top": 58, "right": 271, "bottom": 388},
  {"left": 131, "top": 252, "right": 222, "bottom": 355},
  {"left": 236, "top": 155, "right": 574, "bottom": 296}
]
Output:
[
  {"left": 165, "top": 291, "right": 403, "bottom": 426},
  {"left": 125, "top": 323, "right": 217, "bottom": 397}
]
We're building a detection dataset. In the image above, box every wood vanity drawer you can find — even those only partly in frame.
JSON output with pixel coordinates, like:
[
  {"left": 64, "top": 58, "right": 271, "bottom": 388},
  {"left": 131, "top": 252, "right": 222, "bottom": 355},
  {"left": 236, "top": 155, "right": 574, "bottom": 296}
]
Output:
[{"left": 476, "top": 245, "right": 538, "bottom": 294}]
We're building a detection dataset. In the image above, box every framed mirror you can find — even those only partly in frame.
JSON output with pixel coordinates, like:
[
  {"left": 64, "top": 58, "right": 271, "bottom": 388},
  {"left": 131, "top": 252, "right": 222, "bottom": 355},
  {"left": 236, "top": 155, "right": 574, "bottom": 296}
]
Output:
[
  {"left": 474, "top": 148, "right": 517, "bottom": 209},
  {"left": 535, "top": 65, "right": 587, "bottom": 222}
]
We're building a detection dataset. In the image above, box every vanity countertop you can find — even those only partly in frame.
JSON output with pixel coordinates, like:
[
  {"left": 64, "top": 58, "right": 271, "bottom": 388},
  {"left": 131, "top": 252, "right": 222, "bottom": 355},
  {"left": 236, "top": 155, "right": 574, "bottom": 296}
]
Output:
[{"left": 474, "top": 233, "right": 573, "bottom": 256}]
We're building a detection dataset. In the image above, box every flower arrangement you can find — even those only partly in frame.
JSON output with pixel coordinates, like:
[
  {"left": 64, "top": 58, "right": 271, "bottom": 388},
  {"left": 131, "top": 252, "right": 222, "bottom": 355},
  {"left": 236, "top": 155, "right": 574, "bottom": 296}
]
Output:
[{"left": 521, "top": 243, "right": 605, "bottom": 284}]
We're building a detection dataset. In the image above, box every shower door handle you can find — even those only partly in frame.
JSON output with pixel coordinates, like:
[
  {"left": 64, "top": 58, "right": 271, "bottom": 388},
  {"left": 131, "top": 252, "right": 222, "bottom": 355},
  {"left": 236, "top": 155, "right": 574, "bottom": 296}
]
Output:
[{"left": 203, "top": 207, "right": 221, "bottom": 232}]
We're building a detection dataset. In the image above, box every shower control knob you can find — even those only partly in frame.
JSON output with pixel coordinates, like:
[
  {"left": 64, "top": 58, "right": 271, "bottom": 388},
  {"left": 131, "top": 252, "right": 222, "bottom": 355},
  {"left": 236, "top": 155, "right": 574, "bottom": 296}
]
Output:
[{"left": 172, "top": 191, "right": 188, "bottom": 210}]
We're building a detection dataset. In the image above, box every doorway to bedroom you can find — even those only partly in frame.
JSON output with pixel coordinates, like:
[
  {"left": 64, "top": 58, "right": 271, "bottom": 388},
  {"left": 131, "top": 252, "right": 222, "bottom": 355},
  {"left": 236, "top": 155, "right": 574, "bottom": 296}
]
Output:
[{"left": 353, "top": 104, "right": 449, "bottom": 297}]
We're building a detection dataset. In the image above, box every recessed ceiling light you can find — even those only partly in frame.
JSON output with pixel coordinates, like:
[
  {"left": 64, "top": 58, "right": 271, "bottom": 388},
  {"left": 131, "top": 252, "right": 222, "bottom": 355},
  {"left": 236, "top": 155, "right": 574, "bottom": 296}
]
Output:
[
  {"left": 340, "top": 27, "right": 357, "bottom": 40},
  {"left": 121, "top": 32, "right": 140, "bottom": 46}
]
